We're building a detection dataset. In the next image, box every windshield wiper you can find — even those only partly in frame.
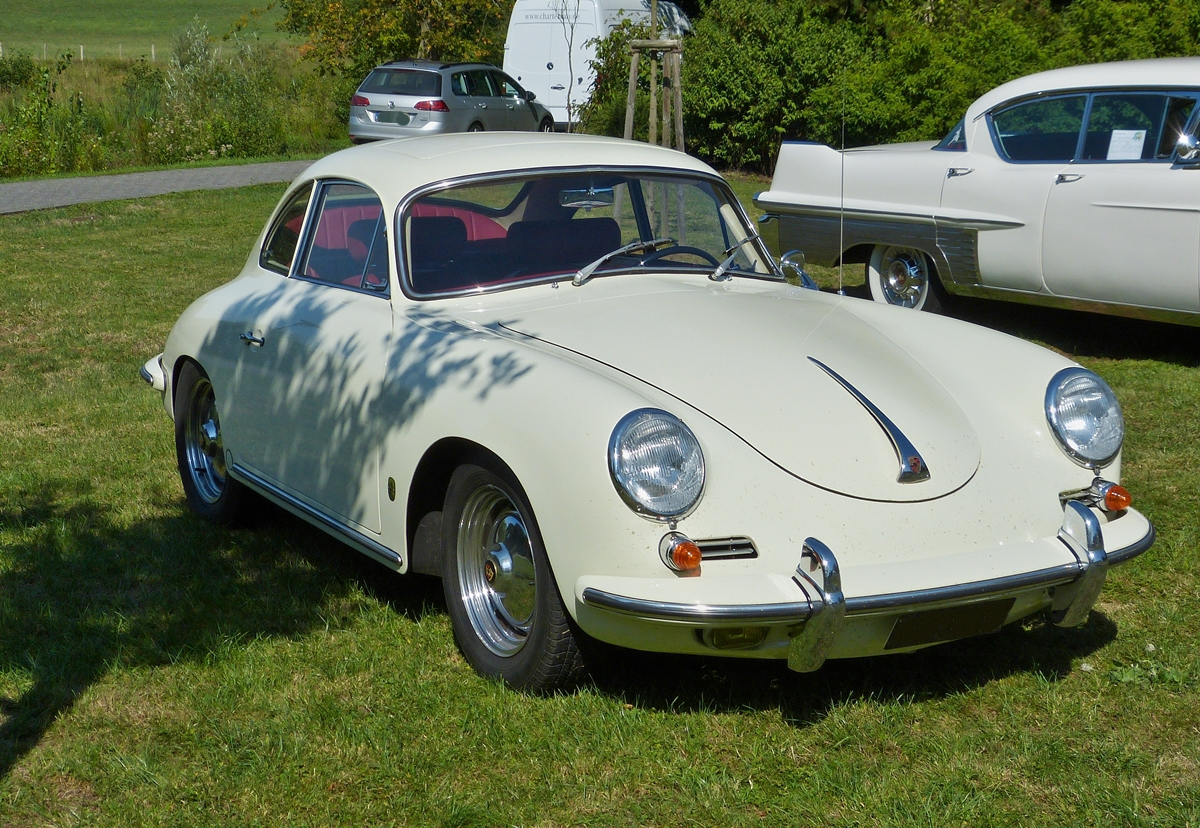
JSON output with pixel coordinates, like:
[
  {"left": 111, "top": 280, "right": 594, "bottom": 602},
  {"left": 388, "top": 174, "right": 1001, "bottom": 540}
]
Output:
[
  {"left": 572, "top": 237, "right": 674, "bottom": 286},
  {"left": 710, "top": 234, "right": 763, "bottom": 282}
]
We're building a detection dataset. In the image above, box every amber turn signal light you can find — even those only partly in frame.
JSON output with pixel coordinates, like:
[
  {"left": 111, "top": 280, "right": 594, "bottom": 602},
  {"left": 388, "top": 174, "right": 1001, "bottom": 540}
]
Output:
[
  {"left": 1103, "top": 483, "right": 1132, "bottom": 512},
  {"left": 659, "top": 532, "right": 702, "bottom": 573}
]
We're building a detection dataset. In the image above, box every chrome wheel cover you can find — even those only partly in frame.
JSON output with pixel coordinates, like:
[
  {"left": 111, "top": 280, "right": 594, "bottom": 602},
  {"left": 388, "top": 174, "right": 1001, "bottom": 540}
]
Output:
[
  {"left": 183, "top": 377, "right": 227, "bottom": 504},
  {"left": 456, "top": 484, "right": 537, "bottom": 657},
  {"left": 878, "top": 246, "right": 929, "bottom": 308}
]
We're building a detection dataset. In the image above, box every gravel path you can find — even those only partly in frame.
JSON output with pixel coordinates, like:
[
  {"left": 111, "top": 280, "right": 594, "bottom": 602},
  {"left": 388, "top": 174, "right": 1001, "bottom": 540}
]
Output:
[{"left": 0, "top": 160, "right": 313, "bottom": 215}]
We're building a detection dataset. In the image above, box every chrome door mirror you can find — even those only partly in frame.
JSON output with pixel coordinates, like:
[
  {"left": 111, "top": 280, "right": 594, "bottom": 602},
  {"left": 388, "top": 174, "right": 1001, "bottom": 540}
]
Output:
[
  {"left": 779, "top": 249, "right": 818, "bottom": 291},
  {"left": 1176, "top": 133, "right": 1200, "bottom": 162}
]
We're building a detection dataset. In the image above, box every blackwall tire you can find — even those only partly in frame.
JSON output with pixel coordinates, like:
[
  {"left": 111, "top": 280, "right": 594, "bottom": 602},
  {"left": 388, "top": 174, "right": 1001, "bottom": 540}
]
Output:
[{"left": 441, "top": 463, "right": 584, "bottom": 692}]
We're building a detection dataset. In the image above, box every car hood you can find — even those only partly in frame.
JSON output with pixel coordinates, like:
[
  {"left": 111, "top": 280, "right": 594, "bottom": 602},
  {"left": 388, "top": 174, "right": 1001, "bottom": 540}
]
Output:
[{"left": 497, "top": 280, "right": 980, "bottom": 502}]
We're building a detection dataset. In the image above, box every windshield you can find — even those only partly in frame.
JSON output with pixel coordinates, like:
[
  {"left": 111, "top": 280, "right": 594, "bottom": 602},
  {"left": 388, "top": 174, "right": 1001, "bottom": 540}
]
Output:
[{"left": 401, "top": 171, "right": 777, "bottom": 296}]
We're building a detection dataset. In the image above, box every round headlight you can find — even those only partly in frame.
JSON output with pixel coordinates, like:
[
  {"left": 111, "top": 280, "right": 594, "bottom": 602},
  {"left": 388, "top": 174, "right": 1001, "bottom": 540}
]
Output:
[
  {"left": 609, "top": 409, "right": 706, "bottom": 520},
  {"left": 1045, "top": 367, "right": 1124, "bottom": 468}
]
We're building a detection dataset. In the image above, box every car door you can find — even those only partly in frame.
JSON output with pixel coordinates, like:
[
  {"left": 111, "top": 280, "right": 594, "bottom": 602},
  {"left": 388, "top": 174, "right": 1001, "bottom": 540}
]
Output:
[
  {"left": 939, "top": 94, "right": 1088, "bottom": 293},
  {"left": 491, "top": 70, "right": 537, "bottom": 131},
  {"left": 1041, "top": 92, "right": 1200, "bottom": 312},
  {"left": 232, "top": 180, "right": 392, "bottom": 534},
  {"left": 461, "top": 69, "right": 504, "bottom": 130}
]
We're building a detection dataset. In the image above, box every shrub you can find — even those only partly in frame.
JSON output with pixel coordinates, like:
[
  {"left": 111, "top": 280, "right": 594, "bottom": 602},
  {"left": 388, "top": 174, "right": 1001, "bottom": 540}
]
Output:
[{"left": 0, "top": 51, "right": 35, "bottom": 89}]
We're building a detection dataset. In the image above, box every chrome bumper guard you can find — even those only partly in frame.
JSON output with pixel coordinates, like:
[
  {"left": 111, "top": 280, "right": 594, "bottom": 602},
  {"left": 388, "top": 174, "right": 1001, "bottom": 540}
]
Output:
[{"left": 580, "top": 501, "right": 1153, "bottom": 673}]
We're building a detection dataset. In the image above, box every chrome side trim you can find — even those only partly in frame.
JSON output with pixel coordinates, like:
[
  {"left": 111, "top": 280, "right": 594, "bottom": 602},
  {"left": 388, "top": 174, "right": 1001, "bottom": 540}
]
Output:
[
  {"left": 808, "top": 357, "right": 931, "bottom": 483},
  {"left": 939, "top": 281, "right": 1200, "bottom": 327},
  {"left": 580, "top": 588, "right": 811, "bottom": 625},
  {"left": 752, "top": 196, "right": 1022, "bottom": 231},
  {"left": 845, "top": 563, "right": 1081, "bottom": 614},
  {"left": 229, "top": 463, "right": 403, "bottom": 569},
  {"left": 139, "top": 364, "right": 155, "bottom": 385}
]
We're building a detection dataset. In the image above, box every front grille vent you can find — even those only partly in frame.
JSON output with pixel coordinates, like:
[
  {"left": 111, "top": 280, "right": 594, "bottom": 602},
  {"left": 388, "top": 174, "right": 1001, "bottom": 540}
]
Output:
[{"left": 695, "top": 536, "right": 758, "bottom": 560}]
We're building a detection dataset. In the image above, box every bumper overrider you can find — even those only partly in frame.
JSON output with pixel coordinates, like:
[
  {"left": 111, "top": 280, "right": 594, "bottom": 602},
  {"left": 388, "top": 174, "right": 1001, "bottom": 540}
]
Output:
[{"left": 579, "top": 500, "right": 1154, "bottom": 672}]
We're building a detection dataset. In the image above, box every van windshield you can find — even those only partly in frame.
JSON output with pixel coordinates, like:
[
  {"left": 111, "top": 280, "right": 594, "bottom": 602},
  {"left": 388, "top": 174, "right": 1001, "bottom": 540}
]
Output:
[{"left": 402, "top": 171, "right": 777, "bottom": 296}]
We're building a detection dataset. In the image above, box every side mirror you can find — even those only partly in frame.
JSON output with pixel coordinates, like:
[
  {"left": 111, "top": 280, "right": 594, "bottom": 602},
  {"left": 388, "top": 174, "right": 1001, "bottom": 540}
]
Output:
[
  {"left": 1176, "top": 134, "right": 1200, "bottom": 162},
  {"left": 524, "top": 89, "right": 537, "bottom": 102},
  {"left": 779, "top": 249, "right": 818, "bottom": 291}
]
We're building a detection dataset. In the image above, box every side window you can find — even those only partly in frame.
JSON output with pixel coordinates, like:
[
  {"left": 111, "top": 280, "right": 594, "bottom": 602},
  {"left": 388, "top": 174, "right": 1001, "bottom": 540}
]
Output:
[
  {"left": 991, "top": 95, "right": 1086, "bottom": 162},
  {"left": 1083, "top": 93, "right": 1170, "bottom": 161},
  {"left": 260, "top": 183, "right": 313, "bottom": 275},
  {"left": 297, "top": 182, "right": 389, "bottom": 293},
  {"left": 1160, "top": 97, "right": 1196, "bottom": 158},
  {"left": 492, "top": 72, "right": 523, "bottom": 98},
  {"left": 466, "top": 70, "right": 496, "bottom": 97},
  {"left": 450, "top": 72, "right": 469, "bottom": 97},
  {"left": 935, "top": 118, "right": 966, "bottom": 151}
]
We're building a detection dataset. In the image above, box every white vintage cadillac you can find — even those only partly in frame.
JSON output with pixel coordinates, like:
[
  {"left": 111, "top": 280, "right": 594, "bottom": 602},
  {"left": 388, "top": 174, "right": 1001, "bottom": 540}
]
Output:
[
  {"left": 142, "top": 133, "right": 1153, "bottom": 691},
  {"left": 756, "top": 58, "right": 1200, "bottom": 320}
]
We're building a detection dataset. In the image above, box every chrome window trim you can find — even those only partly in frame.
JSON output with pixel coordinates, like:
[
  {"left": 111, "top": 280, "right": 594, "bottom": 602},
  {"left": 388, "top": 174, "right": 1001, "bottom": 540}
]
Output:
[
  {"left": 986, "top": 87, "right": 1200, "bottom": 165},
  {"left": 229, "top": 462, "right": 403, "bottom": 570},
  {"left": 290, "top": 178, "right": 392, "bottom": 299},
  {"left": 393, "top": 165, "right": 784, "bottom": 301}
]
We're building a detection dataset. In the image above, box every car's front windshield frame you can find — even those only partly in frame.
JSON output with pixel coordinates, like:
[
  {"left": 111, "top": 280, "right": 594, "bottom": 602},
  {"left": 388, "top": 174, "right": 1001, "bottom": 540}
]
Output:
[{"left": 395, "top": 166, "right": 783, "bottom": 301}]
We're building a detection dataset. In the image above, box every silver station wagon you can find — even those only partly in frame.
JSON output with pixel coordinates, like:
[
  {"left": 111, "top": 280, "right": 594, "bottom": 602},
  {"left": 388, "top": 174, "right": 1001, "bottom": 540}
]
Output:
[{"left": 349, "top": 60, "right": 555, "bottom": 142}]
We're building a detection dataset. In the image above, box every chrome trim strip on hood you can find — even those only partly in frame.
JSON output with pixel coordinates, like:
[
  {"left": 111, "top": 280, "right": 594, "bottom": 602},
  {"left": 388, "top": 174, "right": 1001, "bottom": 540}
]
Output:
[{"left": 808, "top": 357, "right": 931, "bottom": 483}]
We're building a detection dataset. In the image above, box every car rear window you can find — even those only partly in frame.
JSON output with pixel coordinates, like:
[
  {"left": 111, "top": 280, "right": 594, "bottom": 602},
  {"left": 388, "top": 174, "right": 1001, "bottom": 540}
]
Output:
[{"left": 359, "top": 69, "right": 441, "bottom": 97}]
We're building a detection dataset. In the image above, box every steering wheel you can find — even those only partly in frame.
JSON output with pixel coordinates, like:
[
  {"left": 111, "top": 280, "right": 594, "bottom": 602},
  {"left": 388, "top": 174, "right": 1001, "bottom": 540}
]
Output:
[{"left": 641, "top": 245, "right": 720, "bottom": 266}]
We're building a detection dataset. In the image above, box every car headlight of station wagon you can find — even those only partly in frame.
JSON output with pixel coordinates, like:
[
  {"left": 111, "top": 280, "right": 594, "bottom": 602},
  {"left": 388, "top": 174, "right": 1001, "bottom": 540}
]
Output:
[
  {"left": 609, "top": 409, "right": 705, "bottom": 520},
  {"left": 1045, "top": 367, "right": 1124, "bottom": 469}
]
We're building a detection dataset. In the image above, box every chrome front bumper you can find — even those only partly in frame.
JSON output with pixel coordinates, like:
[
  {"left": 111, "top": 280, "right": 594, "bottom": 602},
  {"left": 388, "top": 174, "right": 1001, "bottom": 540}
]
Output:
[{"left": 579, "top": 501, "right": 1154, "bottom": 673}]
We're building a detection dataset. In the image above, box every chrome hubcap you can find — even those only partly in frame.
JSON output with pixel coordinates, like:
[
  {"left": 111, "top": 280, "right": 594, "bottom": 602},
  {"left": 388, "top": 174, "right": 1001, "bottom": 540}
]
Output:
[
  {"left": 184, "top": 378, "right": 227, "bottom": 504},
  {"left": 879, "top": 247, "right": 928, "bottom": 308},
  {"left": 457, "top": 485, "right": 537, "bottom": 656}
]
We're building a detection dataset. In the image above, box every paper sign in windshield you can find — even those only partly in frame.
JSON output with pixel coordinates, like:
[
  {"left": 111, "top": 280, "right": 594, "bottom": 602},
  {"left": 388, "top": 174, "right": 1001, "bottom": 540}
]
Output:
[{"left": 1107, "top": 130, "right": 1146, "bottom": 160}]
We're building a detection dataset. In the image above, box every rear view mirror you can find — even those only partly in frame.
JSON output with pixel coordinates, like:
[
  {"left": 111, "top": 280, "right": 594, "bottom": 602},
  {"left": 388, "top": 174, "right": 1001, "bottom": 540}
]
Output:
[
  {"left": 524, "top": 89, "right": 537, "bottom": 101},
  {"left": 560, "top": 187, "right": 615, "bottom": 209}
]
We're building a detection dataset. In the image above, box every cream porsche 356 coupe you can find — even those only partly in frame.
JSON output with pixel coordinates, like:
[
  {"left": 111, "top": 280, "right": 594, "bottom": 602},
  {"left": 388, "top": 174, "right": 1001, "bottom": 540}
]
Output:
[
  {"left": 756, "top": 58, "right": 1200, "bottom": 320},
  {"left": 142, "top": 133, "right": 1153, "bottom": 691}
]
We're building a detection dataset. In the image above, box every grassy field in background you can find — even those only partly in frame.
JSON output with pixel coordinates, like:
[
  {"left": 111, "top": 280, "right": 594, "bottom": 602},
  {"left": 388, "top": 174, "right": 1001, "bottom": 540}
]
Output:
[
  {"left": 0, "top": 0, "right": 290, "bottom": 60},
  {"left": 0, "top": 185, "right": 1197, "bottom": 826}
]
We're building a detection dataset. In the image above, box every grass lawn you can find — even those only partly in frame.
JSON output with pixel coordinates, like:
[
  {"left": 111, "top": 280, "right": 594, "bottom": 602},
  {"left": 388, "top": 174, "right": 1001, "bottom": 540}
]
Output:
[
  {"left": 0, "top": 0, "right": 290, "bottom": 60},
  {"left": 0, "top": 185, "right": 1197, "bottom": 826}
]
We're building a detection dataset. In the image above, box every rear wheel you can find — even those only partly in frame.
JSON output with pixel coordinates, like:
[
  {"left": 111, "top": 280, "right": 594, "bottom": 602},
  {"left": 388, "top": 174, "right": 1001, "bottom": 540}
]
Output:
[
  {"left": 867, "top": 244, "right": 942, "bottom": 312},
  {"left": 441, "top": 463, "right": 584, "bottom": 692},
  {"left": 175, "top": 361, "right": 247, "bottom": 524}
]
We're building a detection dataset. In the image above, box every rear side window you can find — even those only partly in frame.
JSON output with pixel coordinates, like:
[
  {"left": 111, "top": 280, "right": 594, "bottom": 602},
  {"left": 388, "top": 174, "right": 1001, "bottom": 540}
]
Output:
[
  {"left": 991, "top": 95, "right": 1086, "bottom": 162},
  {"left": 359, "top": 69, "right": 441, "bottom": 97},
  {"left": 1082, "top": 93, "right": 1197, "bottom": 160},
  {"left": 935, "top": 118, "right": 966, "bottom": 151},
  {"left": 298, "top": 182, "right": 389, "bottom": 293},
  {"left": 451, "top": 70, "right": 496, "bottom": 97},
  {"left": 260, "top": 183, "right": 313, "bottom": 275}
]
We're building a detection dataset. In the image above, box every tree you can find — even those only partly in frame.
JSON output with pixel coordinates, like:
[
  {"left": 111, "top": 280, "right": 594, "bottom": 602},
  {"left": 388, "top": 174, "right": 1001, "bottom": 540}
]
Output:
[{"left": 551, "top": 0, "right": 582, "bottom": 130}]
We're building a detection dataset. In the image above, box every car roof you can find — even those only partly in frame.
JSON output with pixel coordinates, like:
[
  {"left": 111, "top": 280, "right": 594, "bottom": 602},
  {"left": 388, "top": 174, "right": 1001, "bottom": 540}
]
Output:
[
  {"left": 374, "top": 60, "right": 497, "bottom": 72},
  {"left": 299, "top": 133, "right": 718, "bottom": 207},
  {"left": 965, "top": 57, "right": 1200, "bottom": 121}
]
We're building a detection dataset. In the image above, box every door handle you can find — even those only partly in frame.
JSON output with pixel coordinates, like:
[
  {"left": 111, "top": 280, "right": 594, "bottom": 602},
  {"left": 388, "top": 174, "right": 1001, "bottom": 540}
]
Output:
[
  {"left": 946, "top": 167, "right": 973, "bottom": 178},
  {"left": 240, "top": 331, "right": 265, "bottom": 346},
  {"left": 476, "top": 103, "right": 487, "bottom": 109},
  {"left": 1056, "top": 173, "right": 1084, "bottom": 183},
  {"left": 550, "top": 84, "right": 565, "bottom": 91}
]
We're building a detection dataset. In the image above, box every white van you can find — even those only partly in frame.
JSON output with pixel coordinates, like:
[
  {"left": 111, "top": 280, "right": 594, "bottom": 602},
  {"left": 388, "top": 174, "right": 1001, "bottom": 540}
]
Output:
[{"left": 503, "top": 0, "right": 690, "bottom": 128}]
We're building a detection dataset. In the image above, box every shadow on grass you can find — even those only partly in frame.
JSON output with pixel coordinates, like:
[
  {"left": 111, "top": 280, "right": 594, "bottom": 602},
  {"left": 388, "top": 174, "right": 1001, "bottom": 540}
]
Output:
[
  {"left": 584, "top": 612, "right": 1117, "bottom": 724},
  {"left": 940, "top": 293, "right": 1200, "bottom": 367},
  {"left": 0, "top": 484, "right": 441, "bottom": 781}
]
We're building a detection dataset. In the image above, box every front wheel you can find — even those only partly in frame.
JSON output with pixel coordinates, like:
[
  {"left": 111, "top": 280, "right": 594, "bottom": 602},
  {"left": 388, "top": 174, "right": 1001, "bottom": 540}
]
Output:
[
  {"left": 467, "top": 122, "right": 484, "bottom": 133},
  {"left": 174, "top": 361, "right": 248, "bottom": 524},
  {"left": 867, "top": 245, "right": 941, "bottom": 312},
  {"left": 538, "top": 117, "right": 554, "bottom": 133},
  {"left": 441, "top": 463, "right": 584, "bottom": 692}
]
